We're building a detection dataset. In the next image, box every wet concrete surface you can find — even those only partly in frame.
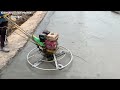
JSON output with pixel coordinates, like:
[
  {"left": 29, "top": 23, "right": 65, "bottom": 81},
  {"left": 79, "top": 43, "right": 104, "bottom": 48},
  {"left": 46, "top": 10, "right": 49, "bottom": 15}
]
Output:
[{"left": 1, "top": 11, "right": 120, "bottom": 79}]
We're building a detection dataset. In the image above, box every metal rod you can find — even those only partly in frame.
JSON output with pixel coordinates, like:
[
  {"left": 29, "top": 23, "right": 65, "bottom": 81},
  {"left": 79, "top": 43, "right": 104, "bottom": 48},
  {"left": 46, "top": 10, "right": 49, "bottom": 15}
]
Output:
[
  {"left": 53, "top": 54, "right": 59, "bottom": 69},
  {"left": 4, "top": 16, "right": 32, "bottom": 38},
  {"left": 4, "top": 15, "right": 43, "bottom": 47}
]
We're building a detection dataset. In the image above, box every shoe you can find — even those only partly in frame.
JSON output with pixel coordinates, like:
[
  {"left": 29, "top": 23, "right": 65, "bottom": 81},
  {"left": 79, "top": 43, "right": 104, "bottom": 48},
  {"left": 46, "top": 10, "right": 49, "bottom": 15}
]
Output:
[
  {"left": 0, "top": 47, "right": 10, "bottom": 52},
  {"left": 4, "top": 41, "right": 8, "bottom": 46},
  {"left": 0, "top": 47, "right": 2, "bottom": 51}
]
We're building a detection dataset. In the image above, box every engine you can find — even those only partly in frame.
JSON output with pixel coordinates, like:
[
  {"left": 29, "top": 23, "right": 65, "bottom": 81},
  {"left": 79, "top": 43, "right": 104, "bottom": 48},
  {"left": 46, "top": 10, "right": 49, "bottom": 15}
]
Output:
[{"left": 39, "top": 30, "right": 59, "bottom": 60}]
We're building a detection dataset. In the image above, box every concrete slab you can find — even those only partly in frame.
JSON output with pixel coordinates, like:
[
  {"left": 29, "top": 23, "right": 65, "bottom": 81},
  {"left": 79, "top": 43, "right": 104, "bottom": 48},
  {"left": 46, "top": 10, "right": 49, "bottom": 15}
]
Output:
[{"left": 1, "top": 11, "right": 120, "bottom": 79}]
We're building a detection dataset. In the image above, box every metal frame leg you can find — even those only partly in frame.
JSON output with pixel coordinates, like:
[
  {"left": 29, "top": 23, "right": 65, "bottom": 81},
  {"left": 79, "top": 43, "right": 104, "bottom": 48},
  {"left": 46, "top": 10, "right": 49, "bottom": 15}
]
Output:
[{"left": 53, "top": 54, "right": 59, "bottom": 69}]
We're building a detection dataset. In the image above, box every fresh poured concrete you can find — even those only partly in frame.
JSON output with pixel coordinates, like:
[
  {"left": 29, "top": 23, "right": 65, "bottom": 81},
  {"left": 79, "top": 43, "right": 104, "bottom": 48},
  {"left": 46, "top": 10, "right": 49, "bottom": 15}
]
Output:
[{"left": 1, "top": 11, "right": 120, "bottom": 79}]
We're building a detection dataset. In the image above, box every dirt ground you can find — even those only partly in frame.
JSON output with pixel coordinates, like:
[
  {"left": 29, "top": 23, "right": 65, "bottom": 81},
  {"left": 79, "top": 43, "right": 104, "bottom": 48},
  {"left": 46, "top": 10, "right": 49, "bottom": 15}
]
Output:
[
  {"left": 7, "top": 11, "right": 36, "bottom": 36},
  {"left": 0, "top": 11, "right": 47, "bottom": 71}
]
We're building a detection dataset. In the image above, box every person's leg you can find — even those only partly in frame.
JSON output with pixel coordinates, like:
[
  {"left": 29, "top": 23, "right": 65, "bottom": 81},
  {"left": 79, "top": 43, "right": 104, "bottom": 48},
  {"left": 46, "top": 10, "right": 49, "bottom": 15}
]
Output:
[
  {"left": 0, "top": 22, "right": 4, "bottom": 49},
  {"left": 0, "top": 21, "right": 9, "bottom": 52},
  {"left": 0, "top": 28, "right": 1, "bottom": 43},
  {"left": 3, "top": 21, "right": 8, "bottom": 46},
  {"left": 1, "top": 29, "right": 5, "bottom": 48}
]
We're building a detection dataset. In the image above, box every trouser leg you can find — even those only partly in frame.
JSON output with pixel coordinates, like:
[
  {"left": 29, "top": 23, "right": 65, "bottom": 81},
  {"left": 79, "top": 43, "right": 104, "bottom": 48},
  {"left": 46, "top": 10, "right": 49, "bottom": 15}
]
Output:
[{"left": 0, "top": 21, "right": 8, "bottom": 48}]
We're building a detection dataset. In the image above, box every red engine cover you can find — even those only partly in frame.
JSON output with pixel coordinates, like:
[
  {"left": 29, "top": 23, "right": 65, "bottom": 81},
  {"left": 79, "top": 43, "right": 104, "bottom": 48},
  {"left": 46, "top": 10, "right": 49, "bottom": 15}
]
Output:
[{"left": 45, "top": 40, "right": 57, "bottom": 50}]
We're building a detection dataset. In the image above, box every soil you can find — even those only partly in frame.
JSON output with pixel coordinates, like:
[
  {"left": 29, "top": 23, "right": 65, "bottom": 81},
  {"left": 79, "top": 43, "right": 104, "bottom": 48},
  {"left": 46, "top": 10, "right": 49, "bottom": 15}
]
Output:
[
  {"left": 7, "top": 11, "right": 36, "bottom": 36},
  {"left": 0, "top": 11, "right": 47, "bottom": 70}
]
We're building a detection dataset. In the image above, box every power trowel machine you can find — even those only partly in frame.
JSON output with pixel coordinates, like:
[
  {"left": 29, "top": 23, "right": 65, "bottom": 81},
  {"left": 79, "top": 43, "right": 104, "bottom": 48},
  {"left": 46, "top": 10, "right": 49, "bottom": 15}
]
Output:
[{"left": 4, "top": 13, "right": 73, "bottom": 71}]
